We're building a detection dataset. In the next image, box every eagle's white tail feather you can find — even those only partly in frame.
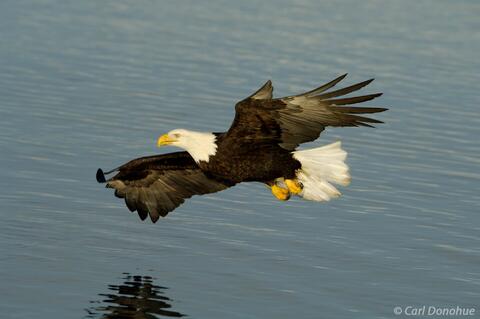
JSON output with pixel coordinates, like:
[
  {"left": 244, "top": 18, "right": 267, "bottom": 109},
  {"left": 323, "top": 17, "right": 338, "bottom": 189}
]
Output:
[{"left": 292, "top": 141, "right": 350, "bottom": 201}]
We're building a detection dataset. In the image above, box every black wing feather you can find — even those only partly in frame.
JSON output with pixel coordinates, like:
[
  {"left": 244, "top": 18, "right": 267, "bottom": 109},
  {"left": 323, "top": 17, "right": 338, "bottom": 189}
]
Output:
[
  {"left": 323, "top": 93, "right": 383, "bottom": 105},
  {"left": 97, "top": 151, "right": 232, "bottom": 222},
  {"left": 246, "top": 80, "right": 273, "bottom": 100},
  {"left": 316, "top": 78, "right": 374, "bottom": 99},
  {"left": 293, "top": 73, "right": 348, "bottom": 97}
]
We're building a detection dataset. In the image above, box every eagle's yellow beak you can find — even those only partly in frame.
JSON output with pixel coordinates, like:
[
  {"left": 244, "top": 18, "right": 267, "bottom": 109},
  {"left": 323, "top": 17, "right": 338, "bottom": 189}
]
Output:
[{"left": 157, "top": 134, "right": 176, "bottom": 147}]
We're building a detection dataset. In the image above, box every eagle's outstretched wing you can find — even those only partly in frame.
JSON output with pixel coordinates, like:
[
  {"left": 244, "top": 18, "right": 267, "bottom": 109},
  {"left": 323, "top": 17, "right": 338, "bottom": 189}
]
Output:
[
  {"left": 226, "top": 74, "right": 387, "bottom": 150},
  {"left": 97, "top": 152, "right": 232, "bottom": 222}
]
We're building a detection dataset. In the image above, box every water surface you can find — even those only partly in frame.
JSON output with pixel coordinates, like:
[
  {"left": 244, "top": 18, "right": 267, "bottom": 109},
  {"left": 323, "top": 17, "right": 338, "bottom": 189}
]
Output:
[{"left": 1, "top": 1, "right": 479, "bottom": 318}]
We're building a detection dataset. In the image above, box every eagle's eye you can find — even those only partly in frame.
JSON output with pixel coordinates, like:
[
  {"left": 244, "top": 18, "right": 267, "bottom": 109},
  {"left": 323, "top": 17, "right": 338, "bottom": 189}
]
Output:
[{"left": 172, "top": 133, "right": 180, "bottom": 138}]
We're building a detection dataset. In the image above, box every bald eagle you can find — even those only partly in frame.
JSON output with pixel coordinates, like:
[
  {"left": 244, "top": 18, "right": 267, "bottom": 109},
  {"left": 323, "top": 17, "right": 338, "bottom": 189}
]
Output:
[{"left": 97, "top": 74, "right": 386, "bottom": 222}]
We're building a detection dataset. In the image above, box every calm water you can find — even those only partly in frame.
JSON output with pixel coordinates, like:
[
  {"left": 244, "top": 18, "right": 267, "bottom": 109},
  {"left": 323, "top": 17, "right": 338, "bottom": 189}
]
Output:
[{"left": 1, "top": 1, "right": 479, "bottom": 318}]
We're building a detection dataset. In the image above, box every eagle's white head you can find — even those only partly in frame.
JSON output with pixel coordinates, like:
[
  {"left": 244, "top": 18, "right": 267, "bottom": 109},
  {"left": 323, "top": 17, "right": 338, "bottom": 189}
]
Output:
[{"left": 157, "top": 129, "right": 217, "bottom": 163}]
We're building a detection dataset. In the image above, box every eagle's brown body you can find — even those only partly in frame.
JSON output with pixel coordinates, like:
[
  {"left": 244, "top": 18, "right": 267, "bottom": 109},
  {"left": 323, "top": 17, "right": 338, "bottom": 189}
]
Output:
[{"left": 199, "top": 133, "right": 301, "bottom": 183}]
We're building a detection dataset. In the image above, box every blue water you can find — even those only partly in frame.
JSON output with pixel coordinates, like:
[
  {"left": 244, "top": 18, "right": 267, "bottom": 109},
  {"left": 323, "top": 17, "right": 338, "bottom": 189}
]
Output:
[{"left": 1, "top": 1, "right": 479, "bottom": 318}]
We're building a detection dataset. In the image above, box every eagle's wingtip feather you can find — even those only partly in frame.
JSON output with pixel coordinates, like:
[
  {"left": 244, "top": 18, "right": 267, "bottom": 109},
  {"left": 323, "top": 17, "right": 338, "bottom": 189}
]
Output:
[{"left": 96, "top": 168, "right": 107, "bottom": 183}]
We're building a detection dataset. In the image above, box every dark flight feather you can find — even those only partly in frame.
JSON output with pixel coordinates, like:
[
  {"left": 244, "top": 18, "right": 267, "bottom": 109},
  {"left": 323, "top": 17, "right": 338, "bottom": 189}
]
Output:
[
  {"left": 247, "top": 80, "right": 273, "bottom": 100},
  {"left": 323, "top": 93, "right": 383, "bottom": 105},
  {"left": 292, "top": 73, "right": 348, "bottom": 98},
  {"left": 316, "top": 78, "right": 374, "bottom": 99}
]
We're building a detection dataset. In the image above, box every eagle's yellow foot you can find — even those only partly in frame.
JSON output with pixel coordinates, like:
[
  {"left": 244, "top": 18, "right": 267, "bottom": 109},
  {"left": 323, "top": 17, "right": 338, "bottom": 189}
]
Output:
[
  {"left": 271, "top": 184, "right": 290, "bottom": 201},
  {"left": 285, "top": 179, "right": 303, "bottom": 195}
]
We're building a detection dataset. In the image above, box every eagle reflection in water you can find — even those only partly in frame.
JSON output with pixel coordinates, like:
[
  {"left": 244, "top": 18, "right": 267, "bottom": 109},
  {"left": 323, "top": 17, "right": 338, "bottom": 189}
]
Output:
[{"left": 85, "top": 273, "right": 185, "bottom": 319}]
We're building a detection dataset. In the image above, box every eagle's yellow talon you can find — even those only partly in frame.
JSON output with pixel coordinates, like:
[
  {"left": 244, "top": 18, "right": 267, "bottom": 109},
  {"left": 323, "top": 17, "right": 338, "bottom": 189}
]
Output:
[
  {"left": 285, "top": 179, "right": 303, "bottom": 195},
  {"left": 271, "top": 184, "right": 290, "bottom": 201}
]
